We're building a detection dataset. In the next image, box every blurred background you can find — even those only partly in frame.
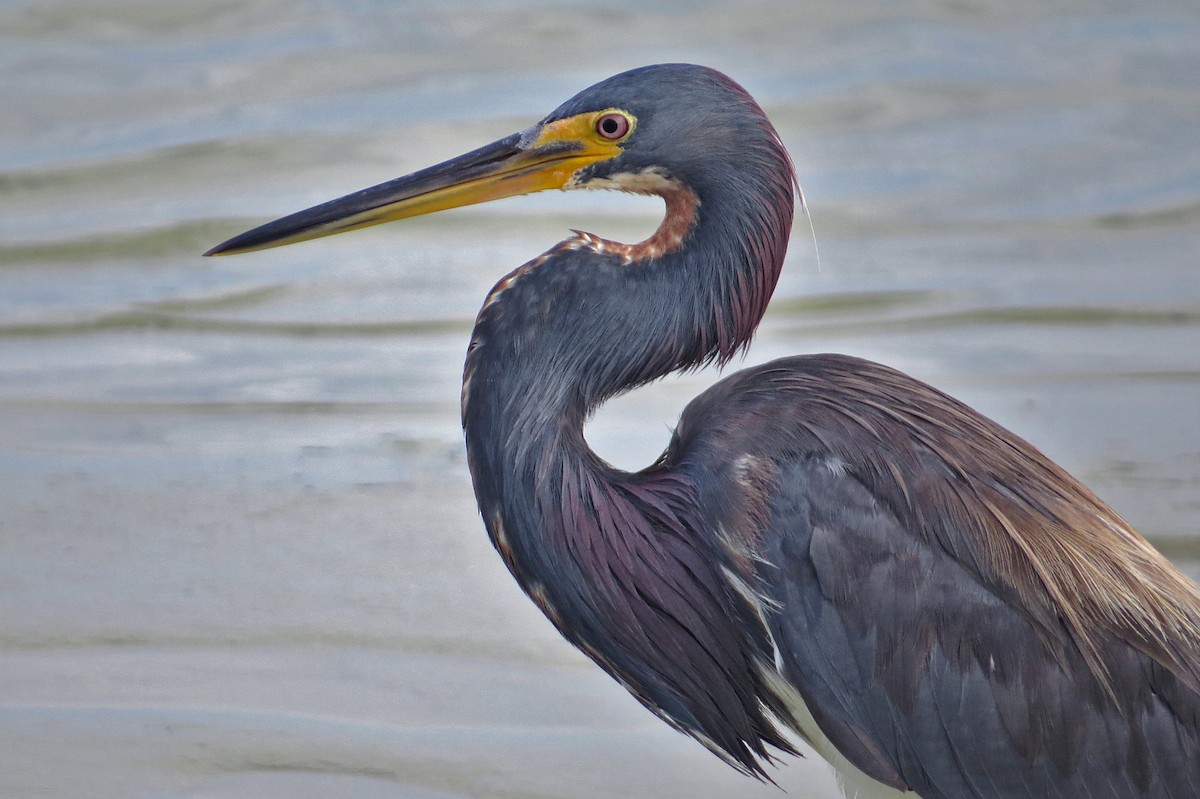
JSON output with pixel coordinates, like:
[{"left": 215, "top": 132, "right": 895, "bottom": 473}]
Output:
[{"left": 2, "top": 1, "right": 1198, "bottom": 797}]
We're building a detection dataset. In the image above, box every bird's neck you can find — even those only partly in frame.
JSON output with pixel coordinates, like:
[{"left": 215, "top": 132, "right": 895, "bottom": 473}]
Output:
[
  {"left": 464, "top": 173, "right": 791, "bottom": 453},
  {"left": 460, "top": 169, "right": 793, "bottom": 557},
  {"left": 457, "top": 174, "right": 798, "bottom": 772}
]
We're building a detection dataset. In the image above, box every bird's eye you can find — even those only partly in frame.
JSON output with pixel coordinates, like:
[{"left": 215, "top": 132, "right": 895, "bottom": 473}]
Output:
[{"left": 595, "top": 112, "right": 631, "bottom": 141}]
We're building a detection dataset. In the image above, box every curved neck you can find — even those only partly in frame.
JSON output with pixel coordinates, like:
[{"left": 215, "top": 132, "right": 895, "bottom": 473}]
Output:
[
  {"left": 460, "top": 166, "right": 794, "bottom": 590},
  {"left": 464, "top": 167, "right": 794, "bottom": 437},
  {"left": 457, "top": 153, "right": 797, "bottom": 776}
]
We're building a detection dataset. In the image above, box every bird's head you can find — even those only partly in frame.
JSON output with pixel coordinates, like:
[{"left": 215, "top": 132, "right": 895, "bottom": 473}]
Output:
[{"left": 204, "top": 64, "right": 792, "bottom": 256}]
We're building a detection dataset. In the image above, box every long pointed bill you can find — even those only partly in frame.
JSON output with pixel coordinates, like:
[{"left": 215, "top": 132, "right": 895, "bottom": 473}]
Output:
[{"left": 204, "top": 114, "right": 622, "bottom": 256}]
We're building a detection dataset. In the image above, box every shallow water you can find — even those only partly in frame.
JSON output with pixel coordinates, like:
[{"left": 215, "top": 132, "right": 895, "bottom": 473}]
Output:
[{"left": 2, "top": 2, "right": 1199, "bottom": 797}]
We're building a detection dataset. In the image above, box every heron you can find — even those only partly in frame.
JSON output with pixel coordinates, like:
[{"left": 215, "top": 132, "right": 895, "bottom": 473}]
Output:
[{"left": 206, "top": 64, "right": 1200, "bottom": 797}]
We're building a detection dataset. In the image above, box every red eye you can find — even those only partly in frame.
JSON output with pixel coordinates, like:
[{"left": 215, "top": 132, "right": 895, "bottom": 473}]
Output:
[{"left": 595, "top": 112, "right": 631, "bottom": 141}]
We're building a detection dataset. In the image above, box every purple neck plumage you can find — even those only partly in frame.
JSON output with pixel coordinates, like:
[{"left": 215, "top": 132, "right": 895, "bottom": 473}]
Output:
[{"left": 457, "top": 117, "right": 797, "bottom": 776}]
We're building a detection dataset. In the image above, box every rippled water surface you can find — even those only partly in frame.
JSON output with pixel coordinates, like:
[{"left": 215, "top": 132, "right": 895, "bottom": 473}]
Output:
[{"left": 3, "top": 2, "right": 1199, "bottom": 797}]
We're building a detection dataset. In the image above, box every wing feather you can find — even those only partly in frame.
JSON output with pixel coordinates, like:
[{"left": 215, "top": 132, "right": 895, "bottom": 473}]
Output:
[{"left": 672, "top": 353, "right": 1200, "bottom": 797}]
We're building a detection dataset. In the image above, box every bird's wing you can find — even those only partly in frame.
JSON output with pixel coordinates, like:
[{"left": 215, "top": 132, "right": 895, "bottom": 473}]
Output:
[
  {"left": 672, "top": 353, "right": 1200, "bottom": 798},
  {"left": 761, "top": 454, "right": 1185, "bottom": 798}
]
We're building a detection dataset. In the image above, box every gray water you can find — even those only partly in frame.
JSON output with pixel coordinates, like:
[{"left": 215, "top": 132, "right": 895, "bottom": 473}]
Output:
[{"left": 3, "top": 2, "right": 1199, "bottom": 797}]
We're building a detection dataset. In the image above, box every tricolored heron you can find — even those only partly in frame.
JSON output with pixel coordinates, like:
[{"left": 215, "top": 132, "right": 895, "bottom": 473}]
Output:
[{"left": 206, "top": 64, "right": 1200, "bottom": 797}]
